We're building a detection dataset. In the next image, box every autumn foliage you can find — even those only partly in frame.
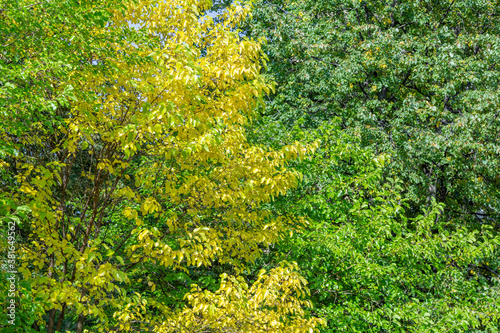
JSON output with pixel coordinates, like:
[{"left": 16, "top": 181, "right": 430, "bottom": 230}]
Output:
[
  {"left": 0, "top": 0, "right": 322, "bottom": 331},
  {"left": 1, "top": 0, "right": 500, "bottom": 332}
]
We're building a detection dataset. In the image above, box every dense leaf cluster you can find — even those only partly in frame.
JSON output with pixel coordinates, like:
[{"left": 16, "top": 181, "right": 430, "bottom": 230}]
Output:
[
  {"left": 243, "top": 0, "right": 500, "bottom": 331},
  {"left": 245, "top": 0, "right": 500, "bottom": 222},
  {"left": 0, "top": 0, "right": 499, "bottom": 332}
]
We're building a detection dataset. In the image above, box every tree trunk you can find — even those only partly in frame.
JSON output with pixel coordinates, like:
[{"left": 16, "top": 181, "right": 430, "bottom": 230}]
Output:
[{"left": 76, "top": 313, "right": 85, "bottom": 333}]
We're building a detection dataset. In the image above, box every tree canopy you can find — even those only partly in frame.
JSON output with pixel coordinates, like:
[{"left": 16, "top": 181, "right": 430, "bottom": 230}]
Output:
[
  {"left": 1, "top": 0, "right": 499, "bottom": 332},
  {"left": 245, "top": 0, "right": 500, "bottom": 223},
  {"left": 0, "top": 0, "right": 323, "bottom": 331}
]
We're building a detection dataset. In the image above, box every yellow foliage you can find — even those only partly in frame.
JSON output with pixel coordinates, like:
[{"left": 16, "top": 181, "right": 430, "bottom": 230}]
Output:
[
  {"left": 3, "top": 0, "right": 321, "bottom": 331},
  {"left": 158, "top": 262, "right": 326, "bottom": 333}
]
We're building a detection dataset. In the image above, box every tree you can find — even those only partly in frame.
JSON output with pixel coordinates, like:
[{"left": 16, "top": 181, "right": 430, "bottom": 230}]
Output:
[
  {"left": 248, "top": 119, "right": 500, "bottom": 331},
  {"left": 242, "top": 1, "right": 500, "bottom": 326},
  {"left": 0, "top": 0, "right": 324, "bottom": 331},
  {"left": 244, "top": 0, "right": 500, "bottom": 224}
]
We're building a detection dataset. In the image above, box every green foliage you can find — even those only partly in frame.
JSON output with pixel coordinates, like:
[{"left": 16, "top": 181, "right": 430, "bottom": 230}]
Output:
[
  {"left": 249, "top": 119, "right": 500, "bottom": 331},
  {"left": 245, "top": 0, "right": 500, "bottom": 223},
  {"left": 2, "top": 0, "right": 500, "bottom": 332},
  {"left": 0, "top": 0, "right": 140, "bottom": 136}
]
